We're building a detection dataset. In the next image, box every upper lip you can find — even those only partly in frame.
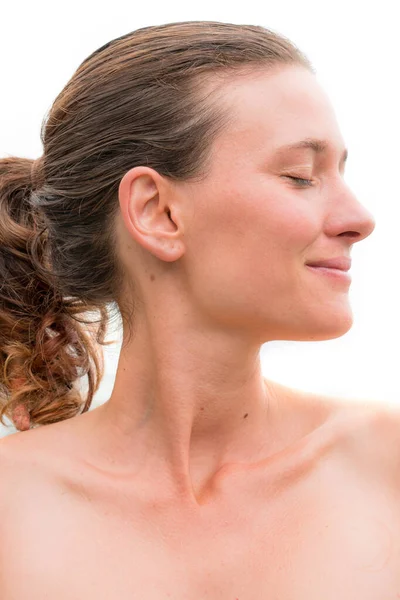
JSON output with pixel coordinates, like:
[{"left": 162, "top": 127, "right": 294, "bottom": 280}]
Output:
[{"left": 306, "top": 257, "right": 352, "bottom": 271}]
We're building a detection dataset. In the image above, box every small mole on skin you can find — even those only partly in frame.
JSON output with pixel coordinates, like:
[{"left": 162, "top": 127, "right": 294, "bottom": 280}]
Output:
[
  {"left": 243, "top": 413, "right": 248, "bottom": 419},
  {"left": 150, "top": 274, "right": 155, "bottom": 281},
  {"left": 200, "top": 407, "right": 204, "bottom": 411}
]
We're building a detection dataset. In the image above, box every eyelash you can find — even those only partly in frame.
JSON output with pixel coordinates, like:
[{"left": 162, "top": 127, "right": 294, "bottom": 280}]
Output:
[{"left": 285, "top": 176, "right": 314, "bottom": 187}]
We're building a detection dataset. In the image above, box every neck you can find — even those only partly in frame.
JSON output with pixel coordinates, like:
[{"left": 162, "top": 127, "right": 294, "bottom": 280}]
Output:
[{"left": 93, "top": 312, "right": 285, "bottom": 505}]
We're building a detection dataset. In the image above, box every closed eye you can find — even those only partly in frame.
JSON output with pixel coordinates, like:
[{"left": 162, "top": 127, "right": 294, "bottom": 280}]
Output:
[{"left": 284, "top": 176, "right": 314, "bottom": 187}]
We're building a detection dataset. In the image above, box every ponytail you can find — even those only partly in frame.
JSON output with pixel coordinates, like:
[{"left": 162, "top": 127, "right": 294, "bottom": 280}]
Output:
[{"left": 0, "top": 157, "right": 108, "bottom": 432}]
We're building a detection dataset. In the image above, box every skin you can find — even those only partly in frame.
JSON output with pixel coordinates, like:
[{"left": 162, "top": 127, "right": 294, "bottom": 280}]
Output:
[
  {"left": 1, "top": 64, "right": 400, "bottom": 598},
  {"left": 94, "top": 63, "right": 374, "bottom": 501}
]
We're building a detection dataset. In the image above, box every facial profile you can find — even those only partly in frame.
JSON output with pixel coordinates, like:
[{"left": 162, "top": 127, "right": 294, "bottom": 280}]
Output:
[
  {"left": 0, "top": 21, "right": 378, "bottom": 435},
  {"left": 119, "top": 64, "right": 375, "bottom": 345}
]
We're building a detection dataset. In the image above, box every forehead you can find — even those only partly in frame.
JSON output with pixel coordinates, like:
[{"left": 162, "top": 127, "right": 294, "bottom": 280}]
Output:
[{"left": 211, "top": 66, "right": 346, "bottom": 159}]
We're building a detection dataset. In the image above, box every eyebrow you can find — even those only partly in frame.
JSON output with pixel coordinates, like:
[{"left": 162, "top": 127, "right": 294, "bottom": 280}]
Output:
[{"left": 275, "top": 138, "right": 348, "bottom": 164}]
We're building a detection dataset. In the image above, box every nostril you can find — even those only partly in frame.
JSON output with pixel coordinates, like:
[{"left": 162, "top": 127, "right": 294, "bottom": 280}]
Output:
[{"left": 339, "top": 231, "right": 360, "bottom": 238}]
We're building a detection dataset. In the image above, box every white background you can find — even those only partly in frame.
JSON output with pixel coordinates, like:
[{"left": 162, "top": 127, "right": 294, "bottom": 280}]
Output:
[{"left": 1, "top": 0, "right": 399, "bottom": 436}]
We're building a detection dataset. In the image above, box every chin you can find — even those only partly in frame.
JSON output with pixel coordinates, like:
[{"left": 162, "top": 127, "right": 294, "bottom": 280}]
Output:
[
  {"left": 304, "top": 316, "right": 354, "bottom": 341},
  {"left": 283, "top": 310, "right": 354, "bottom": 342}
]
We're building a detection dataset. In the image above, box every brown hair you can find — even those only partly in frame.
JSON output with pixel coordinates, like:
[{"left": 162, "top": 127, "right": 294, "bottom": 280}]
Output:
[{"left": 0, "top": 21, "right": 313, "bottom": 432}]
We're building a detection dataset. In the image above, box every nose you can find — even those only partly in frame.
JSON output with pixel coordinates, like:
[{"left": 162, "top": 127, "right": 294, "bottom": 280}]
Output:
[{"left": 325, "top": 182, "right": 376, "bottom": 243}]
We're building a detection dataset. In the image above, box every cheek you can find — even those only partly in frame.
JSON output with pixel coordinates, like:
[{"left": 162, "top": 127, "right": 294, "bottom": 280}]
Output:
[
  {"left": 210, "top": 180, "right": 322, "bottom": 267},
  {"left": 185, "top": 180, "right": 322, "bottom": 317}
]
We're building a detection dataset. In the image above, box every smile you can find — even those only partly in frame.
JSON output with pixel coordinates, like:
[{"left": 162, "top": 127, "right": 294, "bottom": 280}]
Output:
[{"left": 306, "top": 265, "right": 352, "bottom": 284}]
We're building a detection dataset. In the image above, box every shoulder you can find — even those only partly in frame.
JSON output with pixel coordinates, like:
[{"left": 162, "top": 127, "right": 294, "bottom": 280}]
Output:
[
  {"left": 336, "top": 397, "right": 400, "bottom": 487},
  {"left": 269, "top": 379, "right": 400, "bottom": 487},
  {"left": 0, "top": 430, "right": 29, "bottom": 475},
  {"left": 0, "top": 432, "right": 28, "bottom": 516},
  {"left": 0, "top": 424, "right": 84, "bottom": 538},
  {"left": 0, "top": 427, "right": 45, "bottom": 485},
  {"left": 305, "top": 390, "right": 400, "bottom": 492},
  {"left": 318, "top": 389, "right": 400, "bottom": 476},
  {"left": 0, "top": 421, "right": 78, "bottom": 495},
  {"left": 277, "top": 378, "right": 400, "bottom": 445},
  {"left": 0, "top": 413, "right": 106, "bottom": 504}
]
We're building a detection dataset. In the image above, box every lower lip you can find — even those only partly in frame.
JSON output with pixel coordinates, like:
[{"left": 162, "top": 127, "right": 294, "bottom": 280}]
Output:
[{"left": 306, "top": 265, "right": 352, "bottom": 283}]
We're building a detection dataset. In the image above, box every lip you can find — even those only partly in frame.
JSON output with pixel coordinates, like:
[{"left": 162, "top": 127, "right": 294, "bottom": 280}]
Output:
[
  {"left": 306, "top": 264, "right": 352, "bottom": 285},
  {"left": 306, "top": 257, "right": 352, "bottom": 271}
]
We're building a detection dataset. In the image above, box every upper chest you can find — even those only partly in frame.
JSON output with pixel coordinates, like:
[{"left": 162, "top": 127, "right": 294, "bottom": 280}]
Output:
[{"left": 2, "top": 447, "right": 400, "bottom": 600}]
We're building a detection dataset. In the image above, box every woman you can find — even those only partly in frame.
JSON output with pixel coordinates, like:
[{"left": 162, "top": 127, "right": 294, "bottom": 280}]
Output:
[{"left": 0, "top": 20, "right": 399, "bottom": 598}]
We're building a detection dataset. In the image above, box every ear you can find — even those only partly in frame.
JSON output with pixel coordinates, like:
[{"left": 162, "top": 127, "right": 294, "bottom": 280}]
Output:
[{"left": 118, "top": 166, "right": 185, "bottom": 262}]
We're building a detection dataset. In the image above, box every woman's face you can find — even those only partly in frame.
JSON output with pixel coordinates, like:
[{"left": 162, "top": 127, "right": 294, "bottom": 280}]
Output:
[{"left": 177, "top": 65, "right": 376, "bottom": 342}]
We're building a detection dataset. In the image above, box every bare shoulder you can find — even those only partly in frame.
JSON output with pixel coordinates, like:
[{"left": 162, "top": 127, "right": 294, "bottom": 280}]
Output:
[
  {"left": 268, "top": 379, "right": 400, "bottom": 488},
  {"left": 0, "top": 429, "right": 33, "bottom": 474},
  {"left": 0, "top": 417, "right": 80, "bottom": 467},
  {"left": 305, "top": 388, "right": 400, "bottom": 490},
  {"left": 0, "top": 431, "right": 31, "bottom": 514},
  {"left": 336, "top": 396, "right": 400, "bottom": 487},
  {"left": 317, "top": 388, "right": 400, "bottom": 475},
  {"left": 0, "top": 426, "right": 48, "bottom": 482},
  {"left": 0, "top": 420, "right": 79, "bottom": 502}
]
